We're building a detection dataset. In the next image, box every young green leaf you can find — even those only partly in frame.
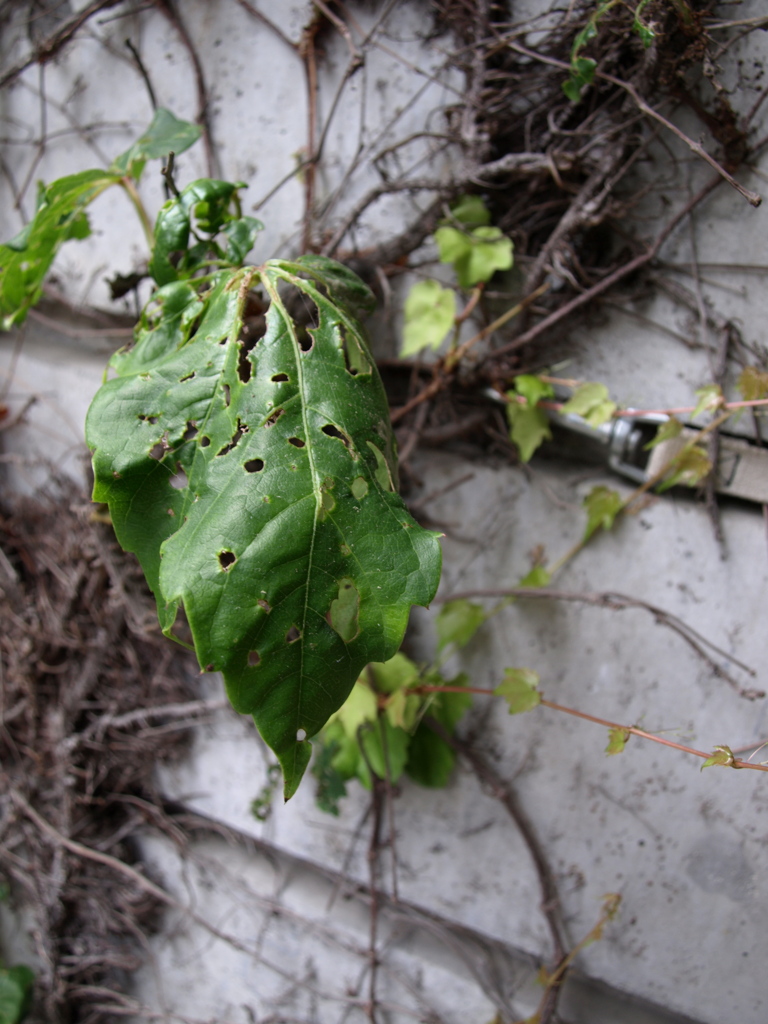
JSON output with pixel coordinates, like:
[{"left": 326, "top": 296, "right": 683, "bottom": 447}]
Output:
[
  {"left": 701, "top": 744, "right": 737, "bottom": 770},
  {"left": 518, "top": 565, "right": 551, "bottom": 589},
  {"left": 357, "top": 717, "right": 411, "bottom": 787},
  {"left": 505, "top": 377, "right": 555, "bottom": 464},
  {"left": 605, "top": 727, "right": 630, "bottom": 755},
  {"left": 87, "top": 254, "right": 442, "bottom": 799},
  {"left": 401, "top": 278, "right": 456, "bottom": 356},
  {"left": 644, "top": 417, "right": 683, "bottom": 450},
  {"left": 0, "top": 169, "right": 121, "bottom": 328},
  {"left": 370, "top": 651, "right": 420, "bottom": 694},
  {"left": 561, "top": 382, "right": 617, "bottom": 427},
  {"left": 656, "top": 445, "right": 711, "bottom": 492},
  {"left": 435, "top": 224, "right": 514, "bottom": 288},
  {"left": 737, "top": 365, "right": 768, "bottom": 401},
  {"left": 691, "top": 384, "right": 723, "bottom": 419},
  {"left": 563, "top": 56, "right": 597, "bottom": 101},
  {"left": 507, "top": 400, "right": 552, "bottom": 463},
  {"left": 0, "top": 964, "right": 35, "bottom": 1024},
  {"left": 405, "top": 673, "right": 471, "bottom": 788},
  {"left": 495, "top": 667, "right": 541, "bottom": 715},
  {"left": 435, "top": 598, "right": 487, "bottom": 651},
  {"left": 515, "top": 374, "right": 555, "bottom": 408},
  {"left": 384, "top": 687, "right": 421, "bottom": 731},
  {"left": 449, "top": 194, "right": 492, "bottom": 228},
  {"left": 111, "top": 107, "right": 202, "bottom": 179},
  {"left": 583, "top": 485, "right": 623, "bottom": 541}
]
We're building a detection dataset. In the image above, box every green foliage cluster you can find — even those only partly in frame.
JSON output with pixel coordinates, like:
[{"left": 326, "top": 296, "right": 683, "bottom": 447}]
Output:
[
  {"left": 563, "top": 0, "right": 656, "bottom": 102},
  {"left": 402, "top": 195, "right": 513, "bottom": 357},
  {"left": 0, "top": 111, "right": 441, "bottom": 799},
  {"left": 0, "top": 109, "right": 200, "bottom": 328}
]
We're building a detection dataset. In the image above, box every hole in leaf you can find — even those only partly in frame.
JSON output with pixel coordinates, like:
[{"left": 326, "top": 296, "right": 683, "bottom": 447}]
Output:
[
  {"left": 149, "top": 436, "right": 169, "bottom": 460},
  {"left": 279, "top": 284, "right": 319, "bottom": 352},
  {"left": 169, "top": 465, "right": 188, "bottom": 490},
  {"left": 265, "top": 408, "right": 284, "bottom": 427},
  {"left": 257, "top": 598, "right": 271, "bottom": 612},
  {"left": 245, "top": 457, "right": 265, "bottom": 473},
  {"left": 339, "top": 323, "right": 370, "bottom": 376},
  {"left": 297, "top": 326, "right": 315, "bottom": 352},
  {"left": 139, "top": 413, "right": 159, "bottom": 424},
  {"left": 322, "top": 424, "right": 352, "bottom": 449},
  {"left": 200, "top": 436, "right": 211, "bottom": 448},
  {"left": 296, "top": 728, "right": 307, "bottom": 741},
  {"left": 223, "top": 384, "right": 231, "bottom": 407},
  {"left": 238, "top": 319, "right": 267, "bottom": 383},
  {"left": 179, "top": 371, "right": 196, "bottom": 382},
  {"left": 218, "top": 550, "right": 236, "bottom": 571},
  {"left": 217, "top": 418, "right": 249, "bottom": 456},
  {"left": 183, "top": 421, "right": 198, "bottom": 441},
  {"left": 288, "top": 437, "right": 305, "bottom": 448},
  {"left": 271, "top": 373, "right": 289, "bottom": 382},
  {"left": 285, "top": 625, "right": 301, "bottom": 644},
  {"left": 248, "top": 650, "right": 261, "bottom": 667}
]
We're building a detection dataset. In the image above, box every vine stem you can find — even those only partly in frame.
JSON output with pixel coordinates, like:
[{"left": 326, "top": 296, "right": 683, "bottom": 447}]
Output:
[
  {"left": 120, "top": 176, "right": 154, "bottom": 249},
  {"left": 413, "top": 685, "right": 768, "bottom": 772},
  {"left": 538, "top": 396, "right": 768, "bottom": 418}
]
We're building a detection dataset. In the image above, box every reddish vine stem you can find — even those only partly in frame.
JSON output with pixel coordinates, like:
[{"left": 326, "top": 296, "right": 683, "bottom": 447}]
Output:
[{"left": 415, "top": 685, "right": 768, "bottom": 772}]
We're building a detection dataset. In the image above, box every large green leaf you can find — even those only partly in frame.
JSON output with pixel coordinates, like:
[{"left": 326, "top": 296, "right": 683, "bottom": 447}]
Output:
[
  {"left": 86, "top": 255, "right": 442, "bottom": 797},
  {"left": 0, "top": 169, "right": 120, "bottom": 328}
]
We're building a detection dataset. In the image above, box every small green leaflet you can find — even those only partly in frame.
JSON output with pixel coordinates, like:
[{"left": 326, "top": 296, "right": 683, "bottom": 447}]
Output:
[
  {"left": 405, "top": 675, "right": 472, "bottom": 788},
  {"left": 111, "top": 107, "right": 202, "bottom": 179},
  {"left": 583, "top": 485, "right": 623, "bottom": 541},
  {"left": 515, "top": 374, "right": 554, "bottom": 408},
  {"left": 644, "top": 417, "right": 682, "bottom": 450},
  {"left": 449, "top": 194, "right": 492, "bottom": 228},
  {"left": 0, "top": 964, "right": 35, "bottom": 1024},
  {"left": 506, "top": 375, "right": 555, "bottom": 463},
  {"left": 561, "top": 382, "right": 616, "bottom": 427},
  {"left": 563, "top": 56, "right": 596, "bottom": 102},
  {"left": 691, "top": 384, "right": 723, "bottom": 419},
  {"left": 435, "top": 599, "right": 487, "bottom": 651},
  {"left": 436, "top": 224, "right": 513, "bottom": 288},
  {"left": 495, "top": 667, "right": 541, "bottom": 715},
  {"left": 370, "top": 651, "right": 420, "bottom": 693},
  {"left": 0, "top": 169, "right": 120, "bottom": 328},
  {"left": 518, "top": 565, "right": 551, "bottom": 589},
  {"left": 737, "top": 365, "right": 768, "bottom": 401},
  {"left": 656, "top": 445, "right": 711, "bottom": 492},
  {"left": 401, "top": 278, "right": 456, "bottom": 356},
  {"left": 0, "top": 108, "right": 203, "bottom": 329},
  {"left": 87, "top": 252, "right": 442, "bottom": 799},
  {"left": 605, "top": 727, "right": 630, "bottom": 755},
  {"left": 701, "top": 745, "right": 737, "bottom": 770}
]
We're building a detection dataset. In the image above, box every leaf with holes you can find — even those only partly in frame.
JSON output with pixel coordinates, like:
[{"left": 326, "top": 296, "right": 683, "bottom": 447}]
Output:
[{"left": 86, "top": 254, "right": 442, "bottom": 798}]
